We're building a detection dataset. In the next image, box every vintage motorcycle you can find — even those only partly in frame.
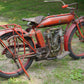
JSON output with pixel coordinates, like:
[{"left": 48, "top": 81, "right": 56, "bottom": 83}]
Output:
[{"left": 0, "top": 0, "right": 84, "bottom": 80}]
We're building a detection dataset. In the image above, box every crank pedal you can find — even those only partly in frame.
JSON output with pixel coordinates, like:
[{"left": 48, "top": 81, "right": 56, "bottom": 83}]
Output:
[{"left": 57, "top": 51, "right": 70, "bottom": 59}]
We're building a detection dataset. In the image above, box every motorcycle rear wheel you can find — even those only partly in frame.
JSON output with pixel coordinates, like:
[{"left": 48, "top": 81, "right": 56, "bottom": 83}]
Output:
[
  {"left": 68, "top": 22, "right": 84, "bottom": 59},
  {"left": 0, "top": 35, "right": 33, "bottom": 78}
]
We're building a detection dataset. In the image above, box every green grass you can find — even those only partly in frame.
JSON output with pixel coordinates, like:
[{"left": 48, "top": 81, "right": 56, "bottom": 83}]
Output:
[
  {"left": 0, "top": 0, "right": 84, "bottom": 84},
  {"left": 43, "top": 58, "right": 84, "bottom": 84},
  {"left": 8, "top": 78, "right": 28, "bottom": 84},
  {"left": 0, "top": 0, "right": 84, "bottom": 25}
]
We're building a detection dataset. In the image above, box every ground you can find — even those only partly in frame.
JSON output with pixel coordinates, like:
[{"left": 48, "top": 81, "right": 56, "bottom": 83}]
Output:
[{"left": 0, "top": 55, "right": 84, "bottom": 84}]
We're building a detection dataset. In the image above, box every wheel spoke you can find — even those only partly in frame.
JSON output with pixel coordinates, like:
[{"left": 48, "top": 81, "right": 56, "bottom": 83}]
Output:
[{"left": 13, "top": 58, "right": 20, "bottom": 69}]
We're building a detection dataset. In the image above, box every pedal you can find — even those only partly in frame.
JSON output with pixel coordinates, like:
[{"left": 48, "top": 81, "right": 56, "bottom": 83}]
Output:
[{"left": 57, "top": 51, "right": 70, "bottom": 59}]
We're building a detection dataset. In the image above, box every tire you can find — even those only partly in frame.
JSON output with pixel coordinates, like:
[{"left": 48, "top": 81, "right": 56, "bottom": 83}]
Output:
[
  {"left": 68, "top": 22, "right": 84, "bottom": 59},
  {"left": 0, "top": 34, "right": 34, "bottom": 78}
]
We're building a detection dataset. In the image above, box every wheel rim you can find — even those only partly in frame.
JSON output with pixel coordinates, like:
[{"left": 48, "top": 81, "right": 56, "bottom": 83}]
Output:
[{"left": 70, "top": 23, "right": 84, "bottom": 56}]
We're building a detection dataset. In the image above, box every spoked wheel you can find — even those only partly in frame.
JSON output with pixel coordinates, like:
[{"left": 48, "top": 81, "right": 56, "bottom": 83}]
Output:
[
  {"left": 0, "top": 35, "right": 34, "bottom": 78},
  {"left": 68, "top": 22, "right": 84, "bottom": 59}
]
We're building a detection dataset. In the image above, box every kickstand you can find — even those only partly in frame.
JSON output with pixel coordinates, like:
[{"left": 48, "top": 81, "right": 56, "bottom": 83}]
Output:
[{"left": 18, "top": 57, "right": 30, "bottom": 80}]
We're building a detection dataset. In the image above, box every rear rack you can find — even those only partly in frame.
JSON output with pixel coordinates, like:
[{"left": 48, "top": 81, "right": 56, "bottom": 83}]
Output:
[{"left": 0, "top": 24, "right": 21, "bottom": 29}]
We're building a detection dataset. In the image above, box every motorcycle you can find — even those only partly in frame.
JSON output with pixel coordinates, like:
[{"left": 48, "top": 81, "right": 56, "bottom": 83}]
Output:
[{"left": 0, "top": 0, "right": 84, "bottom": 80}]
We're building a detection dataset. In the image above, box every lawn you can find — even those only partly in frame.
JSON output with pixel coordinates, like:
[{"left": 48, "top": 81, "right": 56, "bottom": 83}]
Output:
[
  {"left": 0, "top": 0, "right": 84, "bottom": 25},
  {"left": 0, "top": 0, "right": 84, "bottom": 84}
]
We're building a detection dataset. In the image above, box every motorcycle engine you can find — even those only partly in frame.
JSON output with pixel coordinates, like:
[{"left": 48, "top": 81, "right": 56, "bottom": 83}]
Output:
[{"left": 44, "top": 27, "right": 63, "bottom": 57}]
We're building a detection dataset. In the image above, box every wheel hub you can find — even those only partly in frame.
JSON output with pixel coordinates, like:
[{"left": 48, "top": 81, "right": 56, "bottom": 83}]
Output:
[{"left": 5, "top": 48, "right": 15, "bottom": 58}]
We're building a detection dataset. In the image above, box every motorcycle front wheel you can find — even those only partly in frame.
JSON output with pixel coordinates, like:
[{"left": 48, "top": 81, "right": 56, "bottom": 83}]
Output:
[{"left": 68, "top": 21, "right": 84, "bottom": 59}]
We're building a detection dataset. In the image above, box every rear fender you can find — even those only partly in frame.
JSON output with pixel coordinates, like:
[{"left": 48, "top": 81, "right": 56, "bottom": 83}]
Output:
[
  {"left": 0, "top": 28, "right": 27, "bottom": 39},
  {"left": 0, "top": 28, "right": 36, "bottom": 48},
  {"left": 64, "top": 16, "right": 84, "bottom": 51}
]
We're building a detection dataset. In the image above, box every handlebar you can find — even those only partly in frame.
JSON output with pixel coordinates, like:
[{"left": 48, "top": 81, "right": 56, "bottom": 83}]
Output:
[
  {"left": 44, "top": 0, "right": 65, "bottom": 5},
  {"left": 44, "top": 0, "right": 78, "bottom": 10},
  {"left": 62, "top": 2, "right": 78, "bottom": 10}
]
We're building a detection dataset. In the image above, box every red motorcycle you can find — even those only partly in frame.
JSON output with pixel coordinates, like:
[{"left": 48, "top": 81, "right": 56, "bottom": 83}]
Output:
[{"left": 0, "top": 0, "right": 84, "bottom": 79}]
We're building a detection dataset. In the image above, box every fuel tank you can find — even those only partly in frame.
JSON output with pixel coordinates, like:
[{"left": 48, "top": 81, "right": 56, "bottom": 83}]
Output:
[{"left": 37, "top": 13, "right": 74, "bottom": 28}]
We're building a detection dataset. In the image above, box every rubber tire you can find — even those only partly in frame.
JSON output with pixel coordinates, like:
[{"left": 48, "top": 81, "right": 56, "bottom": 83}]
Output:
[
  {"left": 0, "top": 37, "right": 34, "bottom": 78},
  {"left": 68, "top": 22, "right": 84, "bottom": 59}
]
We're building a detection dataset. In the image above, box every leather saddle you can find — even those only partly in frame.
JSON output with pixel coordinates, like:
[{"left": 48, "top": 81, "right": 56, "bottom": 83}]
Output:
[{"left": 22, "top": 16, "right": 44, "bottom": 24}]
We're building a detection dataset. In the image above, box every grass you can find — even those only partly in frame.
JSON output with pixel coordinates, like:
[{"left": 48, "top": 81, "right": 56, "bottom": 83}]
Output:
[
  {"left": 0, "top": 0, "right": 84, "bottom": 84},
  {"left": 8, "top": 78, "right": 28, "bottom": 84},
  {"left": 43, "top": 58, "right": 84, "bottom": 84},
  {"left": 0, "top": 0, "right": 84, "bottom": 25}
]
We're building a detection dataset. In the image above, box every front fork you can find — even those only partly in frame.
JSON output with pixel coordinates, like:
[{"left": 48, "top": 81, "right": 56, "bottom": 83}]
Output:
[
  {"left": 74, "top": 15, "right": 84, "bottom": 39},
  {"left": 76, "top": 22, "right": 84, "bottom": 39}
]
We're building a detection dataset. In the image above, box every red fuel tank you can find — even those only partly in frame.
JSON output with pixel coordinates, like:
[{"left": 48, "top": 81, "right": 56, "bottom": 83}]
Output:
[{"left": 37, "top": 13, "right": 74, "bottom": 28}]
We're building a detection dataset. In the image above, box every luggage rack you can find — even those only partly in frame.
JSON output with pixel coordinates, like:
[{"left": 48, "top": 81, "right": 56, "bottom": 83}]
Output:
[{"left": 0, "top": 24, "right": 22, "bottom": 29}]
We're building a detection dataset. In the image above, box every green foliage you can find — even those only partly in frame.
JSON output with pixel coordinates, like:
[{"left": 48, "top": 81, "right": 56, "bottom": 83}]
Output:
[
  {"left": 70, "top": 68, "right": 84, "bottom": 81},
  {"left": 43, "top": 68, "right": 84, "bottom": 84},
  {"left": 74, "top": 0, "right": 84, "bottom": 3},
  {"left": 8, "top": 78, "right": 28, "bottom": 84},
  {"left": 31, "top": 62, "right": 45, "bottom": 70},
  {"left": 0, "top": 0, "right": 83, "bottom": 24}
]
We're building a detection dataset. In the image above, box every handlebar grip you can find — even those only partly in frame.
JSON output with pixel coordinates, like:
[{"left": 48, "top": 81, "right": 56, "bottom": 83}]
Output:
[
  {"left": 62, "top": 5, "right": 68, "bottom": 8},
  {"left": 62, "top": 2, "right": 78, "bottom": 9}
]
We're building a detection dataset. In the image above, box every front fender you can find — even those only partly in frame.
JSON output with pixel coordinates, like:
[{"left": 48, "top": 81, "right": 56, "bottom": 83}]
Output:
[{"left": 64, "top": 16, "right": 84, "bottom": 51}]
